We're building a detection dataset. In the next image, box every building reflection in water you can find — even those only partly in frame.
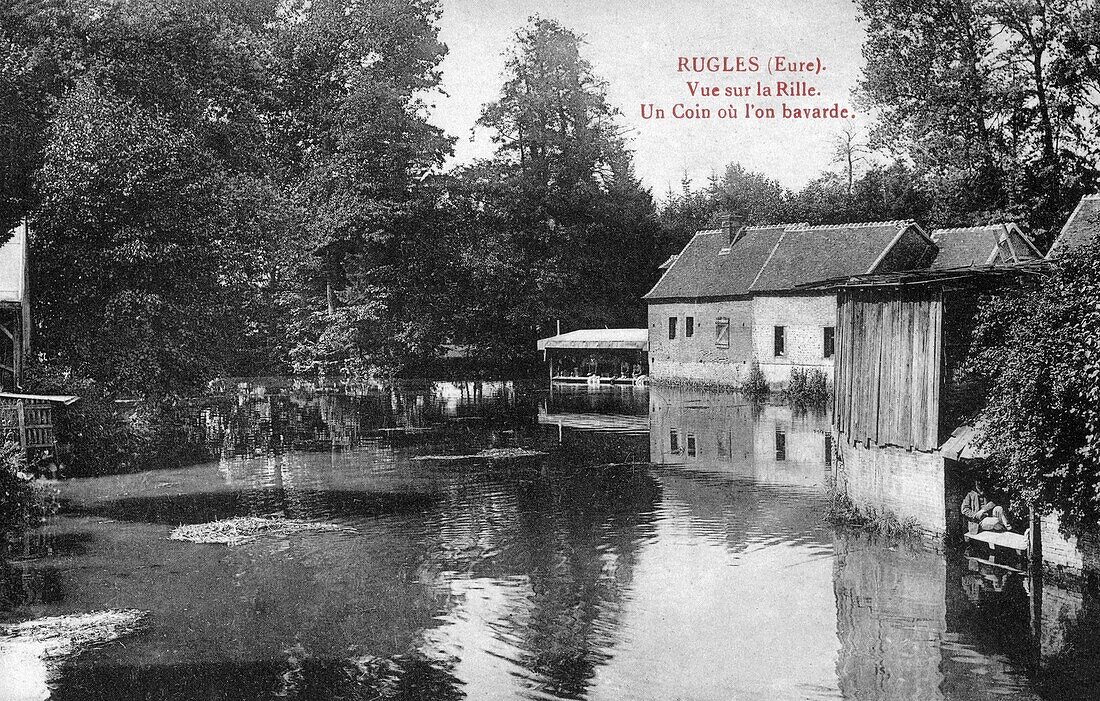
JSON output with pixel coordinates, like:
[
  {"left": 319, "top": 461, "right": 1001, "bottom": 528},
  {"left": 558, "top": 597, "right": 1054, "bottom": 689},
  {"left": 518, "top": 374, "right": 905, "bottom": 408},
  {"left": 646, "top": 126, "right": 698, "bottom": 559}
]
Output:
[
  {"left": 647, "top": 384, "right": 1100, "bottom": 701},
  {"left": 648, "top": 384, "right": 831, "bottom": 489}
]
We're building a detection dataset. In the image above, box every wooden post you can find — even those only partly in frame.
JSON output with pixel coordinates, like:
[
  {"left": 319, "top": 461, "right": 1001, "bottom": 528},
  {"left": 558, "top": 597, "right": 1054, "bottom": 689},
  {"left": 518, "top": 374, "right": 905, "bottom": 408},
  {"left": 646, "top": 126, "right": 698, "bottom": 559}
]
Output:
[
  {"left": 1028, "top": 507, "right": 1043, "bottom": 663},
  {"left": 16, "top": 399, "right": 26, "bottom": 451},
  {"left": 1029, "top": 508, "right": 1042, "bottom": 573},
  {"left": 12, "top": 314, "right": 21, "bottom": 390}
]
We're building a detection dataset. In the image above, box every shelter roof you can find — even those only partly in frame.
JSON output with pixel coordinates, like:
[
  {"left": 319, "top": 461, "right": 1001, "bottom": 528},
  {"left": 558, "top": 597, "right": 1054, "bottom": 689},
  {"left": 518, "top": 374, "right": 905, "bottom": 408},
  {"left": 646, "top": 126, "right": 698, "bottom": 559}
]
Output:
[
  {"left": 0, "top": 392, "right": 80, "bottom": 406},
  {"left": 536, "top": 328, "right": 649, "bottom": 352},
  {"left": 940, "top": 423, "right": 989, "bottom": 461},
  {"left": 799, "top": 259, "right": 1051, "bottom": 290}
]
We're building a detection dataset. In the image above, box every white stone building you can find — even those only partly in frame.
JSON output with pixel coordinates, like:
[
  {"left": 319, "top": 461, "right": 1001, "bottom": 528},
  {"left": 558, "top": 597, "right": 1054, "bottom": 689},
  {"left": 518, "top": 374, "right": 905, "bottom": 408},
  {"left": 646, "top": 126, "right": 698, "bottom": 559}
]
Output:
[{"left": 643, "top": 216, "right": 936, "bottom": 387}]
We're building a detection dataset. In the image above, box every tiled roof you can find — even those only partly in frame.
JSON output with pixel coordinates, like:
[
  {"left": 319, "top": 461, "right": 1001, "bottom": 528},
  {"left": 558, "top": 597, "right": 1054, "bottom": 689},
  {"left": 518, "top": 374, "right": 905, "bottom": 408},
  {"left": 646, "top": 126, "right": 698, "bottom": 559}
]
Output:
[
  {"left": 644, "top": 221, "right": 926, "bottom": 299},
  {"left": 643, "top": 225, "right": 787, "bottom": 299},
  {"left": 929, "top": 224, "right": 1041, "bottom": 269},
  {"left": 750, "top": 222, "right": 914, "bottom": 292},
  {"left": 1050, "top": 194, "right": 1100, "bottom": 254}
]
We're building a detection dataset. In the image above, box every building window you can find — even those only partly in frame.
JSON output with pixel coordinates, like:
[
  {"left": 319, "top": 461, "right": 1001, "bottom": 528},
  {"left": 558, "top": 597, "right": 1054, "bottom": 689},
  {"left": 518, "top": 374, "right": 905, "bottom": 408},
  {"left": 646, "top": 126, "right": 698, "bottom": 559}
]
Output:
[
  {"left": 668, "top": 317, "right": 677, "bottom": 340},
  {"left": 717, "top": 430, "right": 731, "bottom": 460},
  {"left": 685, "top": 316, "right": 694, "bottom": 338},
  {"left": 715, "top": 317, "right": 730, "bottom": 348},
  {"left": 774, "top": 326, "right": 786, "bottom": 357},
  {"left": 686, "top": 433, "right": 697, "bottom": 457},
  {"left": 670, "top": 429, "right": 680, "bottom": 453},
  {"left": 824, "top": 432, "right": 833, "bottom": 468},
  {"left": 823, "top": 326, "right": 835, "bottom": 359},
  {"left": 775, "top": 429, "right": 787, "bottom": 461}
]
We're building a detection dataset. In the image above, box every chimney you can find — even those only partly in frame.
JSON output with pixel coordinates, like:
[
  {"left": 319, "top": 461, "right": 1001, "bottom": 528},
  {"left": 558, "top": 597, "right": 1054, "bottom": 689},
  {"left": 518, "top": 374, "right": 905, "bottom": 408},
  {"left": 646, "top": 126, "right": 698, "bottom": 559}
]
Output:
[{"left": 721, "top": 210, "right": 746, "bottom": 245}]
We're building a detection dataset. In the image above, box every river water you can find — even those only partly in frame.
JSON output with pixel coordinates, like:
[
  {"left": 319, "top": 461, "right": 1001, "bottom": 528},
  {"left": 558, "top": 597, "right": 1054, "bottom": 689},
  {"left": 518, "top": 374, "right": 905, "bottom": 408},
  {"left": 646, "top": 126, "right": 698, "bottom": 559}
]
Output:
[{"left": 1, "top": 381, "right": 1098, "bottom": 700}]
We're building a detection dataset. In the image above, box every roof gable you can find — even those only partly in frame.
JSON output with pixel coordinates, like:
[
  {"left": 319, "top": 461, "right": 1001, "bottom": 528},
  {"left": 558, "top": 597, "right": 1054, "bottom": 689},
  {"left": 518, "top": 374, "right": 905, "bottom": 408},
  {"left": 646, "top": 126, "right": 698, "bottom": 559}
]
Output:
[
  {"left": 1049, "top": 194, "right": 1100, "bottom": 254},
  {"left": 643, "top": 225, "right": 787, "bottom": 299},
  {"left": 929, "top": 223, "right": 1041, "bottom": 270},
  {"left": 749, "top": 221, "right": 928, "bottom": 293}
]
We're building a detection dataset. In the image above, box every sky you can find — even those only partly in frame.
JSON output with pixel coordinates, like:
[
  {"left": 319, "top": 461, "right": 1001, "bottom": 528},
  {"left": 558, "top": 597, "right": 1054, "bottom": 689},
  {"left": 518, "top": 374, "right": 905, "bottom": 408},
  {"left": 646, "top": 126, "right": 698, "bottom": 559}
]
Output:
[{"left": 429, "top": 0, "right": 869, "bottom": 198}]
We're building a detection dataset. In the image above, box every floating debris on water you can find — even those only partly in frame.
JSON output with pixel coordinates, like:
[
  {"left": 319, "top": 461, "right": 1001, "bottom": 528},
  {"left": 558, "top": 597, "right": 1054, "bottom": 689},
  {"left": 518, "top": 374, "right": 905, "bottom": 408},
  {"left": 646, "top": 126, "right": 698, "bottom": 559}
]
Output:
[
  {"left": 169, "top": 516, "right": 355, "bottom": 546},
  {"left": 0, "top": 609, "right": 147, "bottom": 657},
  {"left": 0, "top": 609, "right": 148, "bottom": 701},
  {"left": 593, "top": 461, "right": 652, "bottom": 470},
  {"left": 411, "top": 448, "right": 547, "bottom": 462}
]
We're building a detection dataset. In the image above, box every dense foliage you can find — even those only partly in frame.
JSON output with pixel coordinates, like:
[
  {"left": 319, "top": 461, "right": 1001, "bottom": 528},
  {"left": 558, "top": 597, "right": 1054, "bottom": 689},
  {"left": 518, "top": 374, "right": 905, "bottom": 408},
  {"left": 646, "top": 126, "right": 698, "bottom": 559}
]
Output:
[
  {"left": 659, "top": 159, "right": 935, "bottom": 235},
  {"left": 2, "top": 0, "right": 451, "bottom": 392},
  {"left": 0, "top": 439, "right": 51, "bottom": 539},
  {"left": 856, "top": 0, "right": 1100, "bottom": 245},
  {"left": 966, "top": 240, "right": 1100, "bottom": 528}
]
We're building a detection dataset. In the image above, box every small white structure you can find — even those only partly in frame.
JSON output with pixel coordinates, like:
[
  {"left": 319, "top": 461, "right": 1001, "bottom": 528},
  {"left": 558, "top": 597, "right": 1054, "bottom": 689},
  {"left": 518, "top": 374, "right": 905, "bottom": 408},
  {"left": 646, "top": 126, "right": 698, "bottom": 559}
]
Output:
[
  {"left": 536, "top": 328, "right": 649, "bottom": 384},
  {"left": 0, "top": 222, "right": 30, "bottom": 390}
]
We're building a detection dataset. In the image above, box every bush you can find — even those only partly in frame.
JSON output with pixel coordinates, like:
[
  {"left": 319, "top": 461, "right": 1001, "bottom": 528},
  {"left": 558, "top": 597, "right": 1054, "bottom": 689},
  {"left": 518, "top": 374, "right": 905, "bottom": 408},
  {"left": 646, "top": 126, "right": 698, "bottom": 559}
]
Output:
[
  {"left": 784, "top": 367, "right": 830, "bottom": 403},
  {"left": 824, "top": 489, "right": 921, "bottom": 539},
  {"left": 23, "top": 361, "right": 138, "bottom": 476},
  {"left": 23, "top": 360, "right": 207, "bottom": 476},
  {"left": 742, "top": 360, "right": 770, "bottom": 396},
  {"left": 0, "top": 440, "right": 53, "bottom": 540}
]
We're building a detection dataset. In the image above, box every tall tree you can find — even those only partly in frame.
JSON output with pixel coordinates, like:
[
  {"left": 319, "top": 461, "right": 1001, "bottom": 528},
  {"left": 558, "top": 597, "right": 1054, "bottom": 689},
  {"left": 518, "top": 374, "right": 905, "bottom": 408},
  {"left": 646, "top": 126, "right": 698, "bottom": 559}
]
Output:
[
  {"left": 277, "top": 0, "right": 454, "bottom": 381},
  {"left": 459, "top": 17, "right": 662, "bottom": 363},
  {"left": 856, "top": 0, "right": 1100, "bottom": 244}
]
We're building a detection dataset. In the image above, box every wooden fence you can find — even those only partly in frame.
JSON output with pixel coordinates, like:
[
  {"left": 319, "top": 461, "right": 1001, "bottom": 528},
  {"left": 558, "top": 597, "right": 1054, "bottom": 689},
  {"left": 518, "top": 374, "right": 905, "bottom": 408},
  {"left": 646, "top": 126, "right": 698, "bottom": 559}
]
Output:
[{"left": 0, "top": 396, "right": 57, "bottom": 452}]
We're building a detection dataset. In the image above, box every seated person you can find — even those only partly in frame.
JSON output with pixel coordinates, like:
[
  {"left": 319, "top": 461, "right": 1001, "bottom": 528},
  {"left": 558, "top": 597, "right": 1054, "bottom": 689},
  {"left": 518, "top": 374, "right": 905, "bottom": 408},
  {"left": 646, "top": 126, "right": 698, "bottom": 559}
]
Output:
[{"left": 961, "top": 481, "right": 1014, "bottom": 533}]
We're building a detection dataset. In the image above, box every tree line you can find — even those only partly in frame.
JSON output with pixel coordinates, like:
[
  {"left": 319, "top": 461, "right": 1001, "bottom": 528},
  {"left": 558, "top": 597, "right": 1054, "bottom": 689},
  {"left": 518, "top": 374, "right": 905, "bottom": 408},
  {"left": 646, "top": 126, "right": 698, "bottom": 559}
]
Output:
[{"left": 3, "top": 1, "right": 1095, "bottom": 396}]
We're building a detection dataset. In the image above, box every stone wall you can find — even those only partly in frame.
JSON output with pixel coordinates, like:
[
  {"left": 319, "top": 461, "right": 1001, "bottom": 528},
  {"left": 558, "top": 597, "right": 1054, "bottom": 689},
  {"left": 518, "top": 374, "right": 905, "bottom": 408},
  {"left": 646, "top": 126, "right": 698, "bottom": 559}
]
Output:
[
  {"left": 648, "top": 294, "right": 837, "bottom": 387},
  {"left": 647, "top": 299, "right": 752, "bottom": 386},
  {"left": 750, "top": 293, "right": 836, "bottom": 385},
  {"left": 835, "top": 432, "right": 947, "bottom": 537},
  {"left": 1040, "top": 512, "right": 1100, "bottom": 579}
]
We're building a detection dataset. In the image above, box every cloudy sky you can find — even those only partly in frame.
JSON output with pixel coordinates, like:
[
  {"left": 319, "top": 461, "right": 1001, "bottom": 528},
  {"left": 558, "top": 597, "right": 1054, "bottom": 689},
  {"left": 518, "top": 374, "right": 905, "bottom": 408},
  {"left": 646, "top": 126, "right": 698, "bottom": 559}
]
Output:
[{"left": 429, "top": 0, "right": 868, "bottom": 197}]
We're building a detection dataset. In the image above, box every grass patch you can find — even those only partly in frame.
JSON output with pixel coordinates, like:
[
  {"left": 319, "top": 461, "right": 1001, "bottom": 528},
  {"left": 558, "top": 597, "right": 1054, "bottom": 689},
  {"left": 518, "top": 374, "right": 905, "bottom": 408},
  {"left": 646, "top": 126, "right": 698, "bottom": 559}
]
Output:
[
  {"left": 741, "top": 360, "right": 770, "bottom": 397},
  {"left": 783, "top": 367, "right": 830, "bottom": 404},
  {"left": 824, "top": 490, "right": 922, "bottom": 540}
]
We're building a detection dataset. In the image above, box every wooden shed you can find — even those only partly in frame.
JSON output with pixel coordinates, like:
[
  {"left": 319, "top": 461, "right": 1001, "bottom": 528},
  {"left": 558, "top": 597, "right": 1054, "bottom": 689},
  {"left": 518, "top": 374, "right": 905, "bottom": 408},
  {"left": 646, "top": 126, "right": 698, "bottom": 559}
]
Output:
[
  {"left": 814, "top": 261, "right": 1048, "bottom": 537},
  {"left": 830, "top": 263, "right": 1048, "bottom": 452}
]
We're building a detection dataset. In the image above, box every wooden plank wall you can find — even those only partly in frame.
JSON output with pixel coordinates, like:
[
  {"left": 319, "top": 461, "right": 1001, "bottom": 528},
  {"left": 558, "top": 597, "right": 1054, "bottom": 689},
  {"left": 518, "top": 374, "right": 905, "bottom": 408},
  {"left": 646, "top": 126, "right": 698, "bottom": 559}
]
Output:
[{"left": 833, "top": 288, "right": 943, "bottom": 452}]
